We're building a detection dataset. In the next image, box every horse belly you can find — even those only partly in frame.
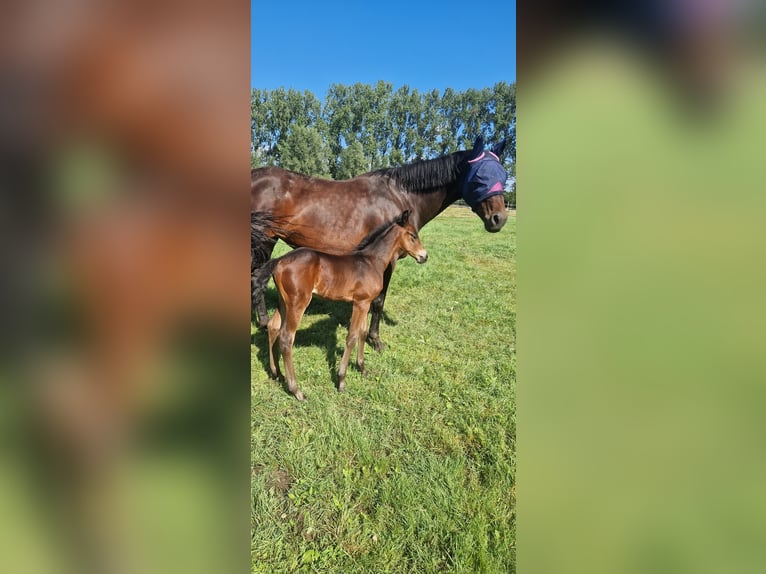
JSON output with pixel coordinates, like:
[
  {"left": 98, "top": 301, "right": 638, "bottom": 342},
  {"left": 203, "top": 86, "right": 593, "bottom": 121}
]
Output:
[
  {"left": 312, "top": 278, "right": 355, "bottom": 303},
  {"left": 313, "top": 259, "right": 378, "bottom": 302},
  {"left": 268, "top": 184, "right": 399, "bottom": 252}
]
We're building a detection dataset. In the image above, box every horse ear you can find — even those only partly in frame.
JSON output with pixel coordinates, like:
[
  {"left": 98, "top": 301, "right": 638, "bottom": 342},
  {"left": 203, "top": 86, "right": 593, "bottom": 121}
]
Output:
[
  {"left": 492, "top": 139, "right": 507, "bottom": 158},
  {"left": 398, "top": 210, "right": 411, "bottom": 226},
  {"left": 466, "top": 136, "right": 485, "bottom": 161}
]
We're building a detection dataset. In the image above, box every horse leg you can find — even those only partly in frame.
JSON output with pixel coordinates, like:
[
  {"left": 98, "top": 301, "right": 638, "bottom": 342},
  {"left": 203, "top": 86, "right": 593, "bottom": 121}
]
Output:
[
  {"left": 278, "top": 295, "right": 311, "bottom": 401},
  {"left": 366, "top": 261, "right": 396, "bottom": 352},
  {"left": 267, "top": 306, "right": 282, "bottom": 378},
  {"left": 338, "top": 302, "right": 370, "bottom": 392},
  {"left": 251, "top": 235, "right": 277, "bottom": 330},
  {"left": 356, "top": 302, "right": 371, "bottom": 376},
  {"left": 254, "top": 284, "right": 272, "bottom": 331}
]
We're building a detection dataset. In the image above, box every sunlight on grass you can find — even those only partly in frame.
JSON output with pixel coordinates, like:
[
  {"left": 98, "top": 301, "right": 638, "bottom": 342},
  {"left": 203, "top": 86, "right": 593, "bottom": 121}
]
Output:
[{"left": 251, "top": 207, "right": 515, "bottom": 573}]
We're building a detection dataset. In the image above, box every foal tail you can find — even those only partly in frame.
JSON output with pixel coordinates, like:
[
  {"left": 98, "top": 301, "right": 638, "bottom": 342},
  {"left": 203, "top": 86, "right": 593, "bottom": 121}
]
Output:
[{"left": 252, "top": 257, "right": 279, "bottom": 307}]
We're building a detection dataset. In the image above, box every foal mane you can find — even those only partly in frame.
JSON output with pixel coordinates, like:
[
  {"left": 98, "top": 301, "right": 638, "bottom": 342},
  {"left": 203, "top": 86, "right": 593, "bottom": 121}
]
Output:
[
  {"left": 370, "top": 150, "right": 469, "bottom": 192},
  {"left": 352, "top": 217, "right": 400, "bottom": 253}
]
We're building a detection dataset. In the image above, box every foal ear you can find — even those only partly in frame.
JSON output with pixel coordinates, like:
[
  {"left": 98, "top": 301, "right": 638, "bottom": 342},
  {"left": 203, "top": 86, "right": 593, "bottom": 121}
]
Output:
[
  {"left": 397, "top": 210, "right": 411, "bottom": 226},
  {"left": 492, "top": 139, "right": 507, "bottom": 158}
]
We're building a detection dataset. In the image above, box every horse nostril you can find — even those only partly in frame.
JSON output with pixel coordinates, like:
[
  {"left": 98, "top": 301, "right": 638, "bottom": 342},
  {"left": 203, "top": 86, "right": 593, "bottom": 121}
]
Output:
[{"left": 491, "top": 214, "right": 501, "bottom": 226}]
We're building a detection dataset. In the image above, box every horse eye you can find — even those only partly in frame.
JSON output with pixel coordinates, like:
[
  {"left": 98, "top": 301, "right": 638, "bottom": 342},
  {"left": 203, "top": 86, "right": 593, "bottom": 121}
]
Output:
[{"left": 410, "top": 232, "right": 417, "bottom": 240}]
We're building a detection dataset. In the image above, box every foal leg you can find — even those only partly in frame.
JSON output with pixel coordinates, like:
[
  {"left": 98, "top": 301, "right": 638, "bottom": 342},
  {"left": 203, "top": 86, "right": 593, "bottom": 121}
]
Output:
[
  {"left": 338, "top": 302, "right": 371, "bottom": 392},
  {"left": 279, "top": 295, "right": 311, "bottom": 401},
  {"left": 266, "top": 307, "right": 282, "bottom": 378},
  {"left": 366, "top": 261, "right": 395, "bottom": 352},
  {"left": 356, "top": 302, "right": 371, "bottom": 376}
]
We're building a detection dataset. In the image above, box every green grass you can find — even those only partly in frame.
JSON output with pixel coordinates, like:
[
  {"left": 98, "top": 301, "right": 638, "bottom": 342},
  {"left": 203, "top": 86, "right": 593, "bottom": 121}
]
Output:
[{"left": 251, "top": 207, "right": 516, "bottom": 573}]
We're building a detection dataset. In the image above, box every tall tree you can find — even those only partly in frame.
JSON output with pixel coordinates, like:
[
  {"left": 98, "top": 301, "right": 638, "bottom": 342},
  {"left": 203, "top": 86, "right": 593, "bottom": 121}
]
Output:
[
  {"left": 491, "top": 82, "right": 517, "bottom": 163},
  {"left": 437, "top": 88, "right": 463, "bottom": 155},
  {"left": 251, "top": 88, "right": 274, "bottom": 165},
  {"left": 336, "top": 140, "right": 368, "bottom": 180},
  {"left": 276, "top": 125, "right": 330, "bottom": 177},
  {"left": 323, "top": 84, "right": 353, "bottom": 177},
  {"left": 369, "top": 81, "right": 394, "bottom": 168},
  {"left": 415, "top": 88, "right": 437, "bottom": 158},
  {"left": 387, "top": 85, "right": 424, "bottom": 163},
  {"left": 252, "top": 82, "right": 517, "bottom": 175}
]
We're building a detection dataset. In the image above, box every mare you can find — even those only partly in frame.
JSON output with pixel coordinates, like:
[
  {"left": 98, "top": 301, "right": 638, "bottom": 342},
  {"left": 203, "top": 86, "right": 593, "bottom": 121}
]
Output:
[
  {"left": 252, "top": 210, "right": 427, "bottom": 401},
  {"left": 251, "top": 136, "right": 509, "bottom": 351}
]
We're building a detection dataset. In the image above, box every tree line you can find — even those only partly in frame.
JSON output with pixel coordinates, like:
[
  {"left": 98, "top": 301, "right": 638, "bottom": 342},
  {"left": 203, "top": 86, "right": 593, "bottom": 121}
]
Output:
[{"left": 251, "top": 82, "right": 516, "bottom": 204}]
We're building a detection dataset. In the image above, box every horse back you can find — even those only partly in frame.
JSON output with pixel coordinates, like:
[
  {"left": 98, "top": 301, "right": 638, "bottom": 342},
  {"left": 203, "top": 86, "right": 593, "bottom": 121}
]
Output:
[{"left": 251, "top": 168, "right": 407, "bottom": 252}]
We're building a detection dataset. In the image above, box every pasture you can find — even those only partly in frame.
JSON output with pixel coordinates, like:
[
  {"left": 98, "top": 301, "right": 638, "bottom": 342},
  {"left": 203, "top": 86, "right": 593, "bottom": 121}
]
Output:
[{"left": 251, "top": 207, "right": 516, "bottom": 573}]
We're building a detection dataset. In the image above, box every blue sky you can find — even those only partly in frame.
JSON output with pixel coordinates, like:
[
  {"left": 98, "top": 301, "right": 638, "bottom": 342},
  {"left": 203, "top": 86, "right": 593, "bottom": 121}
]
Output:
[{"left": 251, "top": 0, "right": 515, "bottom": 97}]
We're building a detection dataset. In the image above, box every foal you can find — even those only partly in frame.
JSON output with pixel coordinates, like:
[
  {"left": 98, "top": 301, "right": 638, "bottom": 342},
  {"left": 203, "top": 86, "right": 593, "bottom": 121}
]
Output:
[{"left": 252, "top": 210, "right": 427, "bottom": 400}]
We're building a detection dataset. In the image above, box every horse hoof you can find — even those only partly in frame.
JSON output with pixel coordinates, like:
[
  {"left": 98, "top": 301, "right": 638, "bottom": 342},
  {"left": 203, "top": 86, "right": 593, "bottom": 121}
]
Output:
[
  {"left": 294, "top": 391, "right": 306, "bottom": 401},
  {"left": 366, "top": 336, "right": 387, "bottom": 353},
  {"left": 337, "top": 381, "right": 346, "bottom": 393}
]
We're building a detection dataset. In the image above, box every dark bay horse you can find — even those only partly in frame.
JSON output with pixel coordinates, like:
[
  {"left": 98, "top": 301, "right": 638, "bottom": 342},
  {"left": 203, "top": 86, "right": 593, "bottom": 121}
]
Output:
[
  {"left": 251, "top": 136, "right": 508, "bottom": 351},
  {"left": 252, "top": 210, "right": 427, "bottom": 400}
]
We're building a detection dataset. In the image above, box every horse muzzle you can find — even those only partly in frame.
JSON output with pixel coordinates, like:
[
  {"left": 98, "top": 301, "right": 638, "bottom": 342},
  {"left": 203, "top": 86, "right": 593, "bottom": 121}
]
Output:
[
  {"left": 416, "top": 251, "right": 428, "bottom": 264},
  {"left": 484, "top": 211, "right": 508, "bottom": 233}
]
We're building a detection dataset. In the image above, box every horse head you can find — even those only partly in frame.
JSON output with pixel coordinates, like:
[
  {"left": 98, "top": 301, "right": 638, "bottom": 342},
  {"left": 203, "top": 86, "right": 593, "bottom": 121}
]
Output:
[
  {"left": 395, "top": 210, "right": 428, "bottom": 264},
  {"left": 463, "top": 137, "right": 509, "bottom": 232}
]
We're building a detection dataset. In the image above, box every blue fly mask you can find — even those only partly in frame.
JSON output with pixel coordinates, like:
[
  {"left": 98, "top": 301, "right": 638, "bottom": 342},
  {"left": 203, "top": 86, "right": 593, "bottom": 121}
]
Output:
[{"left": 461, "top": 150, "right": 508, "bottom": 209}]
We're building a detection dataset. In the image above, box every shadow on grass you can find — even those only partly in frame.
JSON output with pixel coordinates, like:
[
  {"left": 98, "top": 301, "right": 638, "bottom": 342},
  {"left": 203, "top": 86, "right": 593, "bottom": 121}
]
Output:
[
  {"left": 252, "top": 290, "right": 349, "bottom": 395},
  {"left": 251, "top": 288, "right": 400, "bottom": 396}
]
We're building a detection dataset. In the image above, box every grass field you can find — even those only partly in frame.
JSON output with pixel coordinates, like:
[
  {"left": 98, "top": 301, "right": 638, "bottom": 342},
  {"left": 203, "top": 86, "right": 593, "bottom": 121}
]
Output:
[{"left": 251, "top": 206, "right": 516, "bottom": 573}]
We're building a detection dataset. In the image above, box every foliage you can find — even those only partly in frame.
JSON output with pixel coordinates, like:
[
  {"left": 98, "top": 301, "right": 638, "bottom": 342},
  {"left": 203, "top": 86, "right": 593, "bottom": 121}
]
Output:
[
  {"left": 251, "top": 83, "right": 516, "bottom": 180},
  {"left": 276, "top": 125, "right": 330, "bottom": 178},
  {"left": 252, "top": 207, "right": 516, "bottom": 573},
  {"left": 336, "top": 140, "right": 368, "bottom": 180}
]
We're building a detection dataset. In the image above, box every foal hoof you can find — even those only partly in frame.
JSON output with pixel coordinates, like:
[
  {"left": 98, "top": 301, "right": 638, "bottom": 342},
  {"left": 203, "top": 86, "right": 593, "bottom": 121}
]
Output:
[
  {"left": 366, "top": 335, "right": 387, "bottom": 353},
  {"left": 294, "top": 390, "right": 306, "bottom": 401},
  {"left": 337, "top": 381, "right": 346, "bottom": 393}
]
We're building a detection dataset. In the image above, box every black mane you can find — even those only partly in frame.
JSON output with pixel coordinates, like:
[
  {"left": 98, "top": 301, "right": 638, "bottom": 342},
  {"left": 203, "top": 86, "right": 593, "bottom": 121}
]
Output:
[
  {"left": 353, "top": 217, "right": 399, "bottom": 252},
  {"left": 370, "top": 150, "right": 469, "bottom": 192}
]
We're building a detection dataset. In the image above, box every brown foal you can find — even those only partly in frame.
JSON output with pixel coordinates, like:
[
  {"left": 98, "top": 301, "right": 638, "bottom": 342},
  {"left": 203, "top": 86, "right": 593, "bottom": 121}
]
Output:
[{"left": 254, "top": 210, "right": 427, "bottom": 400}]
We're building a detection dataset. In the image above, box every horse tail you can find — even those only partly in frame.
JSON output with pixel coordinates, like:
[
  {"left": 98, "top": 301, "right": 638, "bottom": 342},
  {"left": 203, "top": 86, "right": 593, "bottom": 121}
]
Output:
[
  {"left": 251, "top": 257, "right": 279, "bottom": 307},
  {"left": 251, "top": 212, "right": 277, "bottom": 269}
]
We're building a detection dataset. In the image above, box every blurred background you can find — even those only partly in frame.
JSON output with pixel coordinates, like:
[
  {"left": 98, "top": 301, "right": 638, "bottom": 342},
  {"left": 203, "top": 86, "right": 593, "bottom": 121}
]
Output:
[
  {"left": 5, "top": 0, "right": 766, "bottom": 572},
  {"left": 0, "top": 1, "right": 250, "bottom": 573},
  {"left": 519, "top": 1, "right": 766, "bottom": 573}
]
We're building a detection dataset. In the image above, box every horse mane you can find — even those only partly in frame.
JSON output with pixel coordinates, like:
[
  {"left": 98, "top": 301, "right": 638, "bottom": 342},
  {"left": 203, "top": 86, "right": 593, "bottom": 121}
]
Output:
[
  {"left": 370, "top": 150, "right": 469, "bottom": 192},
  {"left": 352, "top": 216, "right": 399, "bottom": 252}
]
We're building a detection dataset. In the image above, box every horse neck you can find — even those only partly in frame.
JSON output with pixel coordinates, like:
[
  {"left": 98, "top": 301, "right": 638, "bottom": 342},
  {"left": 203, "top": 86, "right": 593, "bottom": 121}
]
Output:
[
  {"left": 358, "top": 226, "right": 404, "bottom": 269},
  {"left": 405, "top": 182, "right": 461, "bottom": 227}
]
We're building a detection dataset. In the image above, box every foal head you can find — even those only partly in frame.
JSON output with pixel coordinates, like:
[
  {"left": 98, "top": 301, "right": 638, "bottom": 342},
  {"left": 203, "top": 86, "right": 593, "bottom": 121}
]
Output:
[{"left": 393, "top": 210, "right": 428, "bottom": 264}]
